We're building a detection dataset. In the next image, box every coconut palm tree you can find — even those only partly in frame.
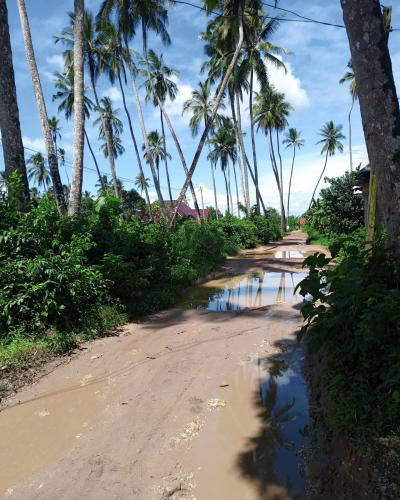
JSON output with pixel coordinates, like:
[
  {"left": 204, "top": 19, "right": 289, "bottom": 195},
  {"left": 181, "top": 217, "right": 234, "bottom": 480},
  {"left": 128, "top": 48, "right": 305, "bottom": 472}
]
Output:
[
  {"left": 208, "top": 117, "right": 237, "bottom": 215},
  {"left": 142, "top": 49, "right": 177, "bottom": 203},
  {"left": 97, "top": 0, "right": 169, "bottom": 216},
  {"left": 27, "top": 153, "right": 51, "bottom": 192},
  {"left": 182, "top": 81, "right": 225, "bottom": 218},
  {"left": 95, "top": 22, "right": 152, "bottom": 217},
  {"left": 48, "top": 117, "right": 62, "bottom": 153},
  {"left": 309, "top": 121, "right": 345, "bottom": 208},
  {"left": 339, "top": 60, "right": 357, "bottom": 172},
  {"left": 55, "top": 10, "right": 119, "bottom": 197},
  {"left": 168, "top": 0, "right": 247, "bottom": 225},
  {"left": 69, "top": 0, "right": 85, "bottom": 215},
  {"left": 52, "top": 68, "right": 105, "bottom": 191},
  {"left": 142, "top": 130, "right": 171, "bottom": 186},
  {"left": 283, "top": 128, "right": 304, "bottom": 222},
  {"left": 135, "top": 173, "right": 150, "bottom": 194},
  {"left": 240, "top": 11, "right": 289, "bottom": 214},
  {"left": 253, "top": 85, "right": 291, "bottom": 232},
  {"left": 93, "top": 97, "right": 123, "bottom": 190},
  {"left": 16, "top": 0, "right": 66, "bottom": 212},
  {"left": 0, "top": 0, "right": 29, "bottom": 206}
]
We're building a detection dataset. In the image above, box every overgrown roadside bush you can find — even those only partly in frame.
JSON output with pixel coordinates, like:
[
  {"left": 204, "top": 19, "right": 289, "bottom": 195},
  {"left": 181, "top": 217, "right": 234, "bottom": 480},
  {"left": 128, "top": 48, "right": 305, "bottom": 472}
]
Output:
[
  {"left": 0, "top": 196, "right": 281, "bottom": 383},
  {"left": 297, "top": 236, "right": 400, "bottom": 437}
]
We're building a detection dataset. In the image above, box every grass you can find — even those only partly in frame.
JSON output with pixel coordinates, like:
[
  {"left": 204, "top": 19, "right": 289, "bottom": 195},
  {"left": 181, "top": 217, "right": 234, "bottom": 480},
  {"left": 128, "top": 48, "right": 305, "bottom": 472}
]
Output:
[{"left": 301, "top": 225, "right": 332, "bottom": 246}]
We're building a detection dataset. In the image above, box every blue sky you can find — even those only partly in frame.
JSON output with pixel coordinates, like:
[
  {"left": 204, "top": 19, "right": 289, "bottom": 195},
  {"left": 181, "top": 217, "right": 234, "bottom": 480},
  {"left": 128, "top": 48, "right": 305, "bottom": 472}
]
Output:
[{"left": 4, "top": 0, "right": 400, "bottom": 214}]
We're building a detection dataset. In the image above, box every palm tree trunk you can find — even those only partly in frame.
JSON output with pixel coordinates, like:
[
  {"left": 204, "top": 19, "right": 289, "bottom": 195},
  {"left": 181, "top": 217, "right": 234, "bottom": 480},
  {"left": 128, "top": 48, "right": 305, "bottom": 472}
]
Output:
[
  {"left": 160, "top": 110, "right": 173, "bottom": 202},
  {"left": 168, "top": 0, "right": 245, "bottom": 227},
  {"left": 233, "top": 161, "right": 240, "bottom": 216},
  {"left": 348, "top": 96, "right": 355, "bottom": 172},
  {"left": 309, "top": 149, "right": 329, "bottom": 209},
  {"left": 229, "top": 90, "right": 247, "bottom": 209},
  {"left": 124, "top": 51, "right": 166, "bottom": 216},
  {"left": 90, "top": 75, "right": 119, "bottom": 198},
  {"left": 68, "top": 0, "right": 85, "bottom": 216},
  {"left": 205, "top": 122, "right": 219, "bottom": 218},
  {"left": 222, "top": 165, "right": 230, "bottom": 214},
  {"left": 228, "top": 164, "right": 234, "bottom": 215},
  {"left": 244, "top": 152, "right": 267, "bottom": 215},
  {"left": 287, "top": 148, "right": 296, "bottom": 223},
  {"left": 141, "top": 24, "right": 201, "bottom": 219},
  {"left": 84, "top": 129, "right": 104, "bottom": 190},
  {"left": 0, "top": 0, "right": 29, "bottom": 206},
  {"left": 234, "top": 76, "right": 250, "bottom": 215},
  {"left": 268, "top": 130, "right": 286, "bottom": 232},
  {"left": 276, "top": 129, "right": 286, "bottom": 230},
  {"left": 116, "top": 70, "right": 152, "bottom": 218},
  {"left": 249, "top": 68, "right": 259, "bottom": 214},
  {"left": 16, "top": 0, "right": 66, "bottom": 212}
]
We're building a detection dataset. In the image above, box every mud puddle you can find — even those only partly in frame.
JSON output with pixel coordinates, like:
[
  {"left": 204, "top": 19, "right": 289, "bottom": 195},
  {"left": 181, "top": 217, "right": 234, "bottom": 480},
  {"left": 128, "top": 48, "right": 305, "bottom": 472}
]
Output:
[
  {"left": 180, "top": 271, "right": 307, "bottom": 311},
  {"left": 243, "top": 250, "right": 313, "bottom": 260},
  {"left": 0, "top": 374, "right": 111, "bottom": 495},
  {"left": 187, "top": 342, "right": 309, "bottom": 499}
]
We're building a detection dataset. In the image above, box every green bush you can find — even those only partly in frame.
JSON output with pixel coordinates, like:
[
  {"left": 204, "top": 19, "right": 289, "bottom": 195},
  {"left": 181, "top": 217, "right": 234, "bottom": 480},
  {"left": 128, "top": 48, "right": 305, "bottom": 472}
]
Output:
[
  {"left": 297, "top": 236, "right": 400, "bottom": 436},
  {"left": 305, "top": 171, "right": 364, "bottom": 238}
]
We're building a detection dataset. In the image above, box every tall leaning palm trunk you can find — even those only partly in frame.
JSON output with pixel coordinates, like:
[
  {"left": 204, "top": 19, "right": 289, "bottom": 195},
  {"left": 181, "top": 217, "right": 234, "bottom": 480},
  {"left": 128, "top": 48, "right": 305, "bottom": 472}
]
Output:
[
  {"left": 309, "top": 149, "right": 329, "bottom": 209},
  {"left": 16, "top": 0, "right": 66, "bottom": 212},
  {"left": 69, "top": 0, "right": 85, "bottom": 215},
  {"left": 84, "top": 129, "right": 105, "bottom": 190},
  {"left": 126, "top": 57, "right": 166, "bottom": 215},
  {"left": 160, "top": 110, "right": 172, "bottom": 202},
  {"left": 116, "top": 70, "right": 152, "bottom": 218},
  {"left": 142, "top": 24, "right": 201, "bottom": 218},
  {"left": 0, "top": 0, "right": 29, "bottom": 205},
  {"left": 169, "top": 0, "right": 245, "bottom": 226},
  {"left": 229, "top": 90, "right": 247, "bottom": 209},
  {"left": 249, "top": 68, "right": 260, "bottom": 213},
  {"left": 287, "top": 147, "right": 296, "bottom": 222},
  {"left": 268, "top": 127, "right": 286, "bottom": 232}
]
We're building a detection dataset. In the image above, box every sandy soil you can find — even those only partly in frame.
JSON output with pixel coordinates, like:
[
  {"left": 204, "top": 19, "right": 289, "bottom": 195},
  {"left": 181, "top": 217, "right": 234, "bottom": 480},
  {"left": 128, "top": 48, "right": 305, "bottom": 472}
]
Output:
[{"left": 0, "top": 231, "right": 312, "bottom": 500}]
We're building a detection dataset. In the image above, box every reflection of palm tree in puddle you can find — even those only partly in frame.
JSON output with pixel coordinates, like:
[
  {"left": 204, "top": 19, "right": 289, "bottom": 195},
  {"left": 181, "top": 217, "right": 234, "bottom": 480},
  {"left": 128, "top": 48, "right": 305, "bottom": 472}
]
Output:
[
  {"left": 276, "top": 272, "right": 286, "bottom": 303},
  {"left": 237, "top": 357, "right": 301, "bottom": 499}
]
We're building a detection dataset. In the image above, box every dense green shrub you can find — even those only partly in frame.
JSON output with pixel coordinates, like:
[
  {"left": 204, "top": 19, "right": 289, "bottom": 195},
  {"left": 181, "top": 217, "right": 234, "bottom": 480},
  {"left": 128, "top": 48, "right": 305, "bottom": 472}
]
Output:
[
  {"left": 305, "top": 171, "right": 364, "bottom": 238},
  {"left": 297, "top": 236, "right": 400, "bottom": 436}
]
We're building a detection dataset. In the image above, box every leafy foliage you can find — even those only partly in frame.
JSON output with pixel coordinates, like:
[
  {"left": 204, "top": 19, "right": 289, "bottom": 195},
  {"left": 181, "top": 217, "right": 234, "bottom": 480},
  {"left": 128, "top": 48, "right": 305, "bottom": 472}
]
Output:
[
  {"left": 297, "top": 236, "right": 400, "bottom": 436},
  {"left": 305, "top": 171, "right": 364, "bottom": 238}
]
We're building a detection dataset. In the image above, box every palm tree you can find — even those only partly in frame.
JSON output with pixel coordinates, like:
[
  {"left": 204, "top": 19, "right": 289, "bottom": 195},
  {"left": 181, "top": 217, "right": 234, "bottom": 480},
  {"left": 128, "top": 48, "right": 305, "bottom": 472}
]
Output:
[
  {"left": 0, "top": 0, "right": 29, "bottom": 206},
  {"left": 142, "top": 130, "right": 171, "bottom": 186},
  {"left": 48, "top": 117, "right": 62, "bottom": 153},
  {"left": 16, "top": 0, "right": 66, "bottom": 212},
  {"left": 142, "top": 49, "right": 177, "bottom": 203},
  {"left": 339, "top": 60, "right": 357, "bottom": 172},
  {"left": 55, "top": 10, "right": 119, "bottom": 197},
  {"left": 240, "top": 11, "right": 289, "bottom": 214},
  {"left": 183, "top": 81, "right": 225, "bottom": 218},
  {"left": 93, "top": 96, "right": 123, "bottom": 193},
  {"left": 253, "top": 85, "right": 292, "bottom": 232},
  {"left": 283, "top": 128, "right": 304, "bottom": 223},
  {"left": 135, "top": 173, "right": 150, "bottom": 194},
  {"left": 27, "top": 153, "right": 51, "bottom": 192},
  {"left": 309, "top": 121, "right": 345, "bottom": 208},
  {"left": 52, "top": 68, "right": 105, "bottom": 191},
  {"left": 96, "top": 21, "right": 153, "bottom": 218},
  {"left": 97, "top": 0, "right": 168, "bottom": 216},
  {"left": 69, "top": 0, "right": 86, "bottom": 216},
  {"left": 208, "top": 117, "right": 237, "bottom": 215},
  {"left": 168, "top": 0, "right": 247, "bottom": 225}
]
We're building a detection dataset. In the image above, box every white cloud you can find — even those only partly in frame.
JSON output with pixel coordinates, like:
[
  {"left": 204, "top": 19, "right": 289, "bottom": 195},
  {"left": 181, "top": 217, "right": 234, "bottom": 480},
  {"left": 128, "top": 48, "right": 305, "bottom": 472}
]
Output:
[
  {"left": 101, "top": 86, "right": 123, "bottom": 103},
  {"left": 162, "top": 78, "right": 194, "bottom": 126},
  {"left": 267, "top": 60, "right": 310, "bottom": 110},
  {"left": 46, "top": 54, "right": 64, "bottom": 71},
  {"left": 22, "top": 136, "right": 46, "bottom": 154}
]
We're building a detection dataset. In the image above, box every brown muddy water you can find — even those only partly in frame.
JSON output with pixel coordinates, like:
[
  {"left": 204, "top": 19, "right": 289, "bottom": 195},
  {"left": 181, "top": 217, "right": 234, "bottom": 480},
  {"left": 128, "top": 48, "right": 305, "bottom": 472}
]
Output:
[
  {"left": 180, "top": 271, "right": 307, "bottom": 311},
  {"left": 182, "top": 270, "right": 310, "bottom": 499}
]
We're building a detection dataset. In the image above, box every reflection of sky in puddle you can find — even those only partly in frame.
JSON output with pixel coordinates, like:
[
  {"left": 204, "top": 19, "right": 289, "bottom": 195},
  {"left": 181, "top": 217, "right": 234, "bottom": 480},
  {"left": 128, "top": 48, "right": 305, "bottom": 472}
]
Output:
[
  {"left": 273, "top": 250, "right": 312, "bottom": 259},
  {"left": 180, "top": 272, "right": 307, "bottom": 311}
]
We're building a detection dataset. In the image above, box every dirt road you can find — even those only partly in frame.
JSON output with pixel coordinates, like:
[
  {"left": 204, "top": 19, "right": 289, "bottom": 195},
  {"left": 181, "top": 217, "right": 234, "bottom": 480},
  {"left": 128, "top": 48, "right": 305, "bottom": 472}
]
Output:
[{"left": 0, "top": 231, "right": 320, "bottom": 500}]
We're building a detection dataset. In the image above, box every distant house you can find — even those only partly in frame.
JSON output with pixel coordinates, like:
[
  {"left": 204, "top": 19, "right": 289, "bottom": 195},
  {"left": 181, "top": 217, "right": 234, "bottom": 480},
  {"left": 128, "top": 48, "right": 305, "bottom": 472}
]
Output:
[
  {"left": 151, "top": 200, "right": 209, "bottom": 222},
  {"left": 354, "top": 164, "right": 371, "bottom": 224}
]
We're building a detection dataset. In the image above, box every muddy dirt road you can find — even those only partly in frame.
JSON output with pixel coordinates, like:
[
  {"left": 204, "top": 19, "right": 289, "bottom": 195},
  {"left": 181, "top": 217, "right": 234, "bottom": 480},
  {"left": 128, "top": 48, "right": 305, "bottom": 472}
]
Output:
[{"left": 0, "top": 231, "right": 323, "bottom": 500}]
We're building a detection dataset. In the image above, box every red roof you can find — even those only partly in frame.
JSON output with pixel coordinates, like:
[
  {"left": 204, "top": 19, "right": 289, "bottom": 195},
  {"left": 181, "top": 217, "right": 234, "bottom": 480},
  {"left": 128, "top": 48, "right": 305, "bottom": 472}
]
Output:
[{"left": 153, "top": 201, "right": 208, "bottom": 221}]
